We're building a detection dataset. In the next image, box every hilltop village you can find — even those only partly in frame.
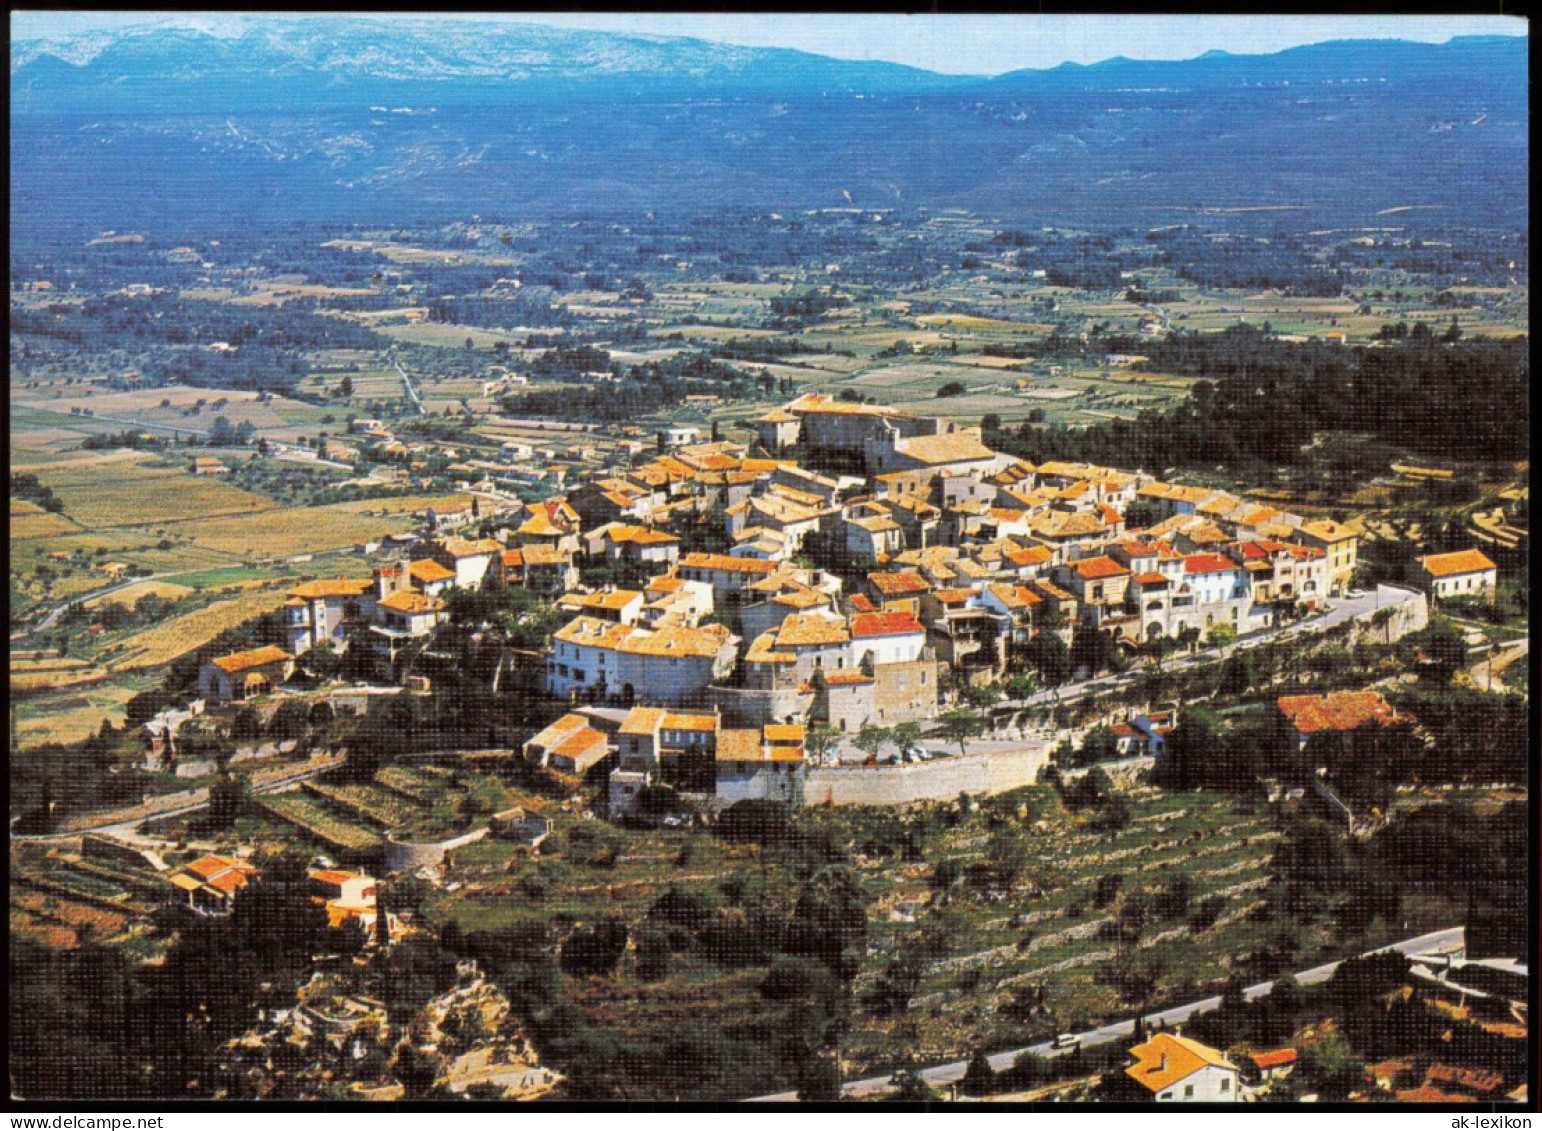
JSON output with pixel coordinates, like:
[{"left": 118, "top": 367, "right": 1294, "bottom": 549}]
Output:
[{"left": 11, "top": 204, "right": 1527, "bottom": 1103}]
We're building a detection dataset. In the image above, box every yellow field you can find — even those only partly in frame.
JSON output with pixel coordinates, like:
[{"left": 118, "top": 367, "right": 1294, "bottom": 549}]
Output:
[
  {"left": 11, "top": 512, "right": 84, "bottom": 540},
  {"left": 167, "top": 502, "right": 422, "bottom": 558},
  {"left": 11, "top": 667, "right": 112, "bottom": 694},
  {"left": 914, "top": 314, "right": 1055, "bottom": 332},
  {"left": 15, "top": 685, "right": 140, "bottom": 752},
  {"left": 108, "top": 588, "right": 294, "bottom": 671},
  {"left": 11, "top": 499, "right": 43, "bottom": 515},
  {"left": 376, "top": 322, "right": 518, "bottom": 349},
  {"left": 49, "top": 472, "right": 276, "bottom": 529},
  {"left": 82, "top": 580, "right": 195, "bottom": 610}
]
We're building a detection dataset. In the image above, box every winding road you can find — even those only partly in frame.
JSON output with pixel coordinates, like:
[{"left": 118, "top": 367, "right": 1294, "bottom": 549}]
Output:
[{"left": 744, "top": 925, "right": 1465, "bottom": 1102}]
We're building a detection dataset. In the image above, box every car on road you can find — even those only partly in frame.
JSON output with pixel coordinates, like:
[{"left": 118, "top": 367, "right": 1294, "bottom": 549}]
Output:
[{"left": 1051, "top": 1033, "right": 1081, "bottom": 1050}]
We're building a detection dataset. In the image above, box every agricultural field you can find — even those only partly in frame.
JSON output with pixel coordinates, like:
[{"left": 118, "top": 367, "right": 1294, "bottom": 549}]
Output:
[
  {"left": 82, "top": 579, "right": 196, "bottom": 609},
  {"left": 164, "top": 503, "right": 417, "bottom": 559},
  {"left": 14, "top": 681, "right": 147, "bottom": 752},
  {"left": 258, "top": 793, "right": 384, "bottom": 853},
  {"left": 376, "top": 322, "right": 515, "bottom": 350},
  {"left": 11, "top": 511, "right": 84, "bottom": 540},
  {"left": 103, "top": 585, "right": 295, "bottom": 671},
  {"left": 40, "top": 463, "right": 277, "bottom": 530}
]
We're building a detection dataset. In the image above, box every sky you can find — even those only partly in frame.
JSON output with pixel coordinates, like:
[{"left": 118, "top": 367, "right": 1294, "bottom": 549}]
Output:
[{"left": 10, "top": 11, "right": 1527, "bottom": 75}]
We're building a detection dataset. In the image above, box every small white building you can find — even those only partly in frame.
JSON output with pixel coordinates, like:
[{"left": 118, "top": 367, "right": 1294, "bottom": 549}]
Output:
[
  {"left": 1416, "top": 548, "right": 1498, "bottom": 602},
  {"left": 1123, "top": 1032, "right": 1239, "bottom": 1103}
]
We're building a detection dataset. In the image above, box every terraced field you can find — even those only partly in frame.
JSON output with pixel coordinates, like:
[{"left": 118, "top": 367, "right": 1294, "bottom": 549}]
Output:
[{"left": 257, "top": 793, "right": 384, "bottom": 853}]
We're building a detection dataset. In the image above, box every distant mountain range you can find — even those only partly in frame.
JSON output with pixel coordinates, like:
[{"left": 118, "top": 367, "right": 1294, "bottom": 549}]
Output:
[{"left": 9, "top": 21, "right": 1528, "bottom": 236}]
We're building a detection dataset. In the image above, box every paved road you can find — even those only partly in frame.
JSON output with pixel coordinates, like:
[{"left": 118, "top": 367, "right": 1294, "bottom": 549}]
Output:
[
  {"left": 744, "top": 925, "right": 1464, "bottom": 1102},
  {"left": 10, "top": 569, "right": 187, "bottom": 642},
  {"left": 12, "top": 759, "right": 341, "bottom": 843},
  {"left": 1467, "top": 637, "right": 1528, "bottom": 693},
  {"left": 391, "top": 351, "right": 427, "bottom": 415}
]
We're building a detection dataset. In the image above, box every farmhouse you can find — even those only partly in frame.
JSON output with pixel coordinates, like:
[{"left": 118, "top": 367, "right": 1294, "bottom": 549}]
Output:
[
  {"left": 1414, "top": 548, "right": 1498, "bottom": 603},
  {"left": 1120, "top": 1032, "right": 1239, "bottom": 1103},
  {"left": 523, "top": 714, "right": 613, "bottom": 775},
  {"left": 198, "top": 645, "right": 294, "bottom": 703},
  {"left": 1274, "top": 689, "right": 1405, "bottom": 751},
  {"left": 166, "top": 854, "right": 260, "bottom": 917},
  {"left": 284, "top": 577, "right": 376, "bottom": 656}
]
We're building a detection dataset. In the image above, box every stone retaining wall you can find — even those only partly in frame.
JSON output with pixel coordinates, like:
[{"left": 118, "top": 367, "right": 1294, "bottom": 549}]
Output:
[{"left": 805, "top": 743, "right": 1048, "bottom": 807}]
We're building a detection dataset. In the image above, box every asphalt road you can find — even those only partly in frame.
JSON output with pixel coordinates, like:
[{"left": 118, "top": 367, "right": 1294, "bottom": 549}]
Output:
[{"left": 745, "top": 925, "right": 1464, "bottom": 1102}]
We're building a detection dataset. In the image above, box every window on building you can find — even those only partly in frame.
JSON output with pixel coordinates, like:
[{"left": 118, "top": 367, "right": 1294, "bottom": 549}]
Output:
[
  {"left": 1160, "top": 1092, "right": 1172, "bottom": 1101},
  {"left": 1184, "top": 1084, "right": 1194, "bottom": 1098},
  {"left": 1219, "top": 1078, "right": 1229, "bottom": 1093}
]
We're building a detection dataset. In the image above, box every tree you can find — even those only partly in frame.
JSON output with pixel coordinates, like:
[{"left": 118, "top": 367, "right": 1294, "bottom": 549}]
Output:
[
  {"left": 888, "top": 1069, "right": 937, "bottom": 1102},
  {"left": 1004, "top": 672, "right": 1038, "bottom": 701},
  {"left": 1155, "top": 706, "right": 1222, "bottom": 790},
  {"left": 960, "top": 1050, "right": 997, "bottom": 1096},
  {"left": 1078, "top": 726, "right": 1119, "bottom": 766},
  {"left": 804, "top": 724, "right": 841, "bottom": 768},
  {"left": 937, "top": 708, "right": 987, "bottom": 757},
  {"left": 207, "top": 773, "right": 248, "bottom": 828},
  {"left": 1420, "top": 618, "right": 1468, "bottom": 684},
  {"left": 1022, "top": 629, "right": 1072, "bottom": 685},
  {"left": 338, "top": 375, "right": 355, "bottom": 398},
  {"left": 1205, "top": 622, "right": 1237, "bottom": 654},
  {"left": 891, "top": 721, "right": 923, "bottom": 753},
  {"left": 852, "top": 723, "right": 891, "bottom": 764}
]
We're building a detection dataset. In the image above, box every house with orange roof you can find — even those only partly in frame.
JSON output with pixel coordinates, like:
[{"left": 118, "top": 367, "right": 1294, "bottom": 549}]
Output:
[
  {"left": 428, "top": 535, "right": 502, "bottom": 589},
  {"left": 1274, "top": 689, "right": 1408, "bottom": 751},
  {"left": 559, "top": 586, "right": 646, "bottom": 626},
  {"left": 524, "top": 713, "right": 613, "bottom": 776},
  {"left": 166, "top": 854, "right": 260, "bottom": 916},
  {"left": 283, "top": 576, "right": 376, "bottom": 656},
  {"left": 678, "top": 551, "right": 779, "bottom": 609},
  {"left": 1414, "top": 548, "right": 1497, "bottom": 603},
  {"left": 866, "top": 570, "right": 932, "bottom": 615},
  {"left": 715, "top": 723, "right": 806, "bottom": 805},
  {"left": 197, "top": 645, "right": 294, "bottom": 703},
  {"left": 547, "top": 616, "right": 737, "bottom": 706},
  {"left": 1296, "top": 518, "right": 1359, "bottom": 595},
  {"left": 1120, "top": 1031, "right": 1239, "bottom": 1103},
  {"left": 369, "top": 588, "right": 447, "bottom": 680},
  {"left": 1055, "top": 555, "right": 1132, "bottom": 615},
  {"left": 584, "top": 522, "right": 681, "bottom": 567},
  {"left": 308, "top": 868, "right": 397, "bottom": 936}
]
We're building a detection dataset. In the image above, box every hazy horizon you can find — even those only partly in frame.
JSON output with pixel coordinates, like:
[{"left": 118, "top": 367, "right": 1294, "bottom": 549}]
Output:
[{"left": 9, "top": 11, "right": 1528, "bottom": 77}]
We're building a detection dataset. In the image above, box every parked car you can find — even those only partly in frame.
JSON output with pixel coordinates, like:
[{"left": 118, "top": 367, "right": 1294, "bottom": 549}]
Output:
[{"left": 1051, "top": 1033, "right": 1081, "bottom": 1050}]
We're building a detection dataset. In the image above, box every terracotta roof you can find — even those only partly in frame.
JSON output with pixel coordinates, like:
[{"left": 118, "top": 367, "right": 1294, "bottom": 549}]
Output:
[
  {"left": 438, "top": 536, "right": 500, "bottom": 558},
  {"left": 619, "top": 707, "right": 669, "bottom": 736},
  {"left": 1418, "top": 549, "right": 1497, "bottom": 578},
  {"left": 776, "top": 614, "right": 851, "bottom": 648},
  {"left": 1125, "top": 1033, "right": 1236, "bottom": 1095},
  {"left": 681, "top": 552, "right": 777, "bottom": 574},
  {"left": 1184, "top": 554, "right": 1238, "bottom": 575},
  {"left": 1299, "top": 519, "right": 1355, "bottom": 543},
  {"left": 1277, "top": 690, "right": 1400, "bottom": 735},
  {"left": 850, "top": 611, "right": 925, "bottom": 638},
  {"left": 822, "top": 670, "right": 873, "bottom": 686},
  {"left": 289, "top": 578, "right": 374, "bottom": 600},
  {"left": 209, "top": 645, "right": 291, "bottom": 674},
  {"left": 744, "top": 632, "right": 796, "bottom": 665},
  {"left": 560, "top": 589, "right": 644, "bottom": 612},
  {"left": 1427, "top": 1064, "right": 1504, "bottom": 1094},
  {"left": 849, "top": 594, "right": 878, "bottom": 613},
  {"left": 378, "top": 590, "right": 444, "bottom": 614},
  {"left": 1004, "top": 545, "right": 1054, "bottom": 568},
  {"left": 898, "top": 431, "right": 998, "bottom": 466},
  {"left": 1133, "top": 572, "right": 1170, "bottom": 587},
  {"left": 1250, "top": 1049, "right": 1298, "bottom": 1070},
  {"left": 868, "top": 571, "right": 930, "bottom": 597},
  {"left": 409, "top": 559, "right": 456, "bottom": 583},
  {"left": 310, "top": 869, "right": 361, "bottom": 886},
  {"left": 185, "top": 854, "right": 254, "bottom": 880},
  {"left": 617, "top": 623, "right": 734, "bottom": 658},
  {"left": 520, "top": 545, "right": 572, "bottom": 566},
  {"left": 764, "top": 724, "right": 805, "bottom": 743},
  {"left": 552, "top": 727, "right": 608, "bottom": 762},
  {"left": 1394, "top": 1085, "right": 1475, "bottom": 1104},
  {"left": 662, "top": 713, "right": 719, "bottom": 732},
  {"left": 1074, "top": 555, "right": 1129, "bottom": 580}
]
